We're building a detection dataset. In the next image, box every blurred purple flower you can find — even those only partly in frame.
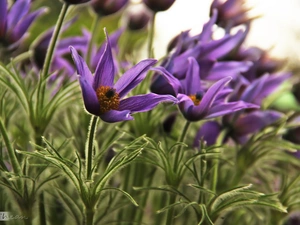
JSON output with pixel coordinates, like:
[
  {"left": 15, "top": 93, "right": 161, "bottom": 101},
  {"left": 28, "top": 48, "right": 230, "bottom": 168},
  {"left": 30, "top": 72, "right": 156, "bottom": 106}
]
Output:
[
  {"left": 153, "top": 57, "right": 258, "bottom": 122},
  {"left": 0, "top": 0, "right": 46, "bottom": 49},
  {"left": 143, "top": 0, "right": 175, "bottom": 12},
  {"left": 63, "top": 0, "right": 90, "bottom": 5},
  {"left": 193, "top": 121, "right": 222, "bottom": 147},
  {"left": 210, "top": 0, "right": 260, "bottom": 31},
  {"left": 70, "top": 30, "right": 178, "bottom": 123},
  {"left": 91, "top": 0, "right": 128, "bottom": 16}
]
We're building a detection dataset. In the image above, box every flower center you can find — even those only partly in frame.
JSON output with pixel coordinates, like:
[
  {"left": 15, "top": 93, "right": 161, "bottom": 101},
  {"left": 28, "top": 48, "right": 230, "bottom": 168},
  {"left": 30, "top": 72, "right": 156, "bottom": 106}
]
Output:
[
  {"left": 189, "top": 92, "right": 203, "bottom": 106},
  {"left": 96, "top": 86, "right": 120, "bottom": 113}
]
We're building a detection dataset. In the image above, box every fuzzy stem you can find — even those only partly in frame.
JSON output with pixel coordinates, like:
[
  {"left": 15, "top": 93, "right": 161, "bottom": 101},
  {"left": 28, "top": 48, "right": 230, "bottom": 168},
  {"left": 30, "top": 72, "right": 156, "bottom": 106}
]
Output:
[
  {"left": 86, "top": 15, "right": 101, "bottom": 66},
  {"left": 37, "top": 3, "right": 69, "bottom": 112},
  {"left": 86, "top": 116, "right": 99, "bottom": 180},
  {"left": 84, "top": 207, "right": 95, "bottom": 225},
  {"left": 173, "top": 121, "right": 191, "bottom": 176},
  {"left": 0, "top": 119, "right": 22, "bottom": 176},
  {"left": 165, "top": 193, "right": 177, "bottom": 225},
  {"left": 147, "top": 12, "right": 156, "bottom": 58}
]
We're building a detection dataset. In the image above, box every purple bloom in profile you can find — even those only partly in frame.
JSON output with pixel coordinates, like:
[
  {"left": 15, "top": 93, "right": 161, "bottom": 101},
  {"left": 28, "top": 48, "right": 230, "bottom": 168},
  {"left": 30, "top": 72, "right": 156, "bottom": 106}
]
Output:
[
  {"left": 153, "top": 57, "right": 258, "bottom": 122},
  {"left": 0, "top": 0, "right": 46, "bottom": 49},
  {"left": 91, "top": 0, "right": 128, "bottom": 16},
  {"left": 70, "top": 30, "right": 177, "bottom": 123},
  {"left": 193, "top": 121, "right": 222, "bottom": 147},
  {"left": 31, "top": 19, "right": 89, "bottom": 75},
  {"left": 143, "top": 0, "right": 175, "bottom": 12},
  {"left": 210, "top": 0, "right": 260, "bottom": 31}
]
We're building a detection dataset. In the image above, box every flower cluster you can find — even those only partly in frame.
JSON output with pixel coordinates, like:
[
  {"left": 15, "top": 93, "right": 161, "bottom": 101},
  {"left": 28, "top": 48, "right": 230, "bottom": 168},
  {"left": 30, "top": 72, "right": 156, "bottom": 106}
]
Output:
[{"left": 1, "top": 0, "right": 300, "bottom": 225}]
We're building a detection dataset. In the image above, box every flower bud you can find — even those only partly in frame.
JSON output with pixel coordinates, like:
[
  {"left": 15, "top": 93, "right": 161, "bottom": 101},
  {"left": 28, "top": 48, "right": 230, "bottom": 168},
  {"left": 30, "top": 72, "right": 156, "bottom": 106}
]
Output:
[
  {"left": 126, "top": 5, "right": 151, "bottom": 31},
  {"left": 142, "top": 0, "right": 175, "bottom": 12},
  {"left": 91, "top": 0, "right": 128, "bottom": 16},
  {"left": 62, "top": 0, "right": 90, "bottom": 5}
]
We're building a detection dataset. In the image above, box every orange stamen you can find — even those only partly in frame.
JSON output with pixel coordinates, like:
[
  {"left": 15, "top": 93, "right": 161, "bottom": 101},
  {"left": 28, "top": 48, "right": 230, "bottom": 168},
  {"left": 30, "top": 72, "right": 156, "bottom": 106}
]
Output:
[{"left": 96, "top": 86, "right": 120, "bottom": 113}]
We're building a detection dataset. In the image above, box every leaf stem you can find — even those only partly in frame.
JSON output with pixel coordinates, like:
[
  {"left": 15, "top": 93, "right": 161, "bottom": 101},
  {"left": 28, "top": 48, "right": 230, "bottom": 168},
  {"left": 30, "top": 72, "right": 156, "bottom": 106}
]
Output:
[
  {"left": 147, "top": 12, "right": 156, "bottom": 58},
  {"left": 86, "top": 15, "right": 101, "bottom": 66}
]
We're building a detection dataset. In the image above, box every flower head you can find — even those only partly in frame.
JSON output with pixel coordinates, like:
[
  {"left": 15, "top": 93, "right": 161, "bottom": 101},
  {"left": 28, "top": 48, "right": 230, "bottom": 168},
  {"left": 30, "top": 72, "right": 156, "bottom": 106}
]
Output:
[
  {"left": 153, "top": 57, "right": 258, "bottom": 122},
  {"left": 91, "top": 0, "right": 128, "bottom": 16},
  {"left": 70, "top": 29, "right": 177, "bottom": 123},
  {"left": 63, "top": 0, "right": 90, "bottom": 5},
  {"left": 142, "top": 0, "right": 175, "bottom": 12},
  {"left": 0, "top": 0, "right": 46, "bottom": 49}
]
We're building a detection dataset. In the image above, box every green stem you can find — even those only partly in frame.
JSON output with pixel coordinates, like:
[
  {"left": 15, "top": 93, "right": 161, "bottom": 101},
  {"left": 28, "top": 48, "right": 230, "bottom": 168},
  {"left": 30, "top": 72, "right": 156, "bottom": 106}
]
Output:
[
  {"left": 165, "top": 193, "right": 177, "bottom": 225},
  {"left": 37, "top": 3, "right": 69, "bottom": 112},
  {"left": 173, "top": 121, "right": 191, "bottom": 176},
  {"left": 86, "top": 116, "right": 99, "bottom": 180},
  {"left": 210, "top": 129, "right": 228, "bottom": 193},
  {"left": 39, "top": 193, "right": 47, "bottom": 225},
  {"left": 0, "top": 119, "right": 22, "bottom": 176},
  {"left": 86, "top": 15, "right": 101, "bottom": 65},
  {"left": 147, "top": 12, "right": 156, "bottom": 58},
  {"left": 84, "top": 206, "right": 95, "bottom": 225}
]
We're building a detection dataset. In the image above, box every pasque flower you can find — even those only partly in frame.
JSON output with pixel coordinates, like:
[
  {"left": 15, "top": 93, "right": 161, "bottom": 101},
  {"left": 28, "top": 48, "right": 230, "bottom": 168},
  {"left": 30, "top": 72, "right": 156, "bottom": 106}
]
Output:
[
  {"left": 91, "top": 0, "right": 128, "bottom": 16},
  {"left": 153, "top": 57, "right": 258, "bottom": 122},
  {"left": 0, "top": 0, "right": 46, "bottom": 49},
  {"left": 143, "top": 0, "right": 175, "bottom": 12},
  {"left": 63, "top": 0, "right": 90, "bottom": 5},
  {"left": 70, "top": 30, "right": 177, "bottom": 123}
]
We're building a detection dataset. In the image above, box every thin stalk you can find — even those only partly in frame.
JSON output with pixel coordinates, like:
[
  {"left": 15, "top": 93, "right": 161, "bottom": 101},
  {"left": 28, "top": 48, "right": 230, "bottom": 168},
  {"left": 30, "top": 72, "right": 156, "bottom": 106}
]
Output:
[
  {"left": 210, "top": 129, "right": 228, "bottom": 193},
  {"left": 147, "top": 12, "right": 156, "bottom": 58},
  {"left": 37, "top": 3, "right": 69, "bottom": 112},
  {"left": 0, "top": 119, "right": 22, "bottom": 176},
  {"left": 173, "top": 121, "right": 191, "bottom": 176},
  {"left": 165, "top": 193, "right": 177, "bottom": 225},
  {"left": 86, "top": 116, "right": 99, "bottom": 180},
  {"left": 39, "top": 193, "right": 47, "bottom": 225},
  {"left": 86, "top": 15, "right": 101, "bottom": 65}
]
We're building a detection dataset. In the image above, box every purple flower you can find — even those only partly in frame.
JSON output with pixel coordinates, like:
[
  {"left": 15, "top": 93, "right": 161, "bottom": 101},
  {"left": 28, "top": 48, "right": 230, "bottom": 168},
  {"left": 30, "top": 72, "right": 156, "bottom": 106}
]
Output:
[
  {"left": 193, "top": 121, "right": 222, "bottom": 147},
  {"left": 31, "top": 18, "right": 88, "bottom": 75},
  {"left": 143, "top": 0, "right": 175, "bottom": 12},
  {"left": 210, "top": 0, "right": 259, "bottom": 31},
  {"left": 63, "top": 0, "right": 90, "bottom": 5},
  {"left": 91, "top": 0, "right": 128, "bottom": 16},
  {"left": 70, "top": 30, "right": 177, "bottom": 123},
  {"left": 153, "top": 57, "right": 259, "bottom": 122},
  {"left": 0, "top": 0, "right": 46, "bottom": 49}
]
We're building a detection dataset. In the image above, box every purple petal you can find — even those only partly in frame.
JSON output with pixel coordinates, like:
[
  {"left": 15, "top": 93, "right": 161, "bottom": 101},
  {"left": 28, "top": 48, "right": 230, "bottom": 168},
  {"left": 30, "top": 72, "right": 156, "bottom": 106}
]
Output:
[
  {"left": 7, "top": 0, "right": 30, "bottom": 29},
  {"left": 93, "top": 29, "right": 115, "bottom": 89},
  {"left": 79, "top": 76, "right": 101, "bottom": 116},
  {"left": 199, "top": 29, "right": 245, "bottom": 60},
  {"left": 10, "top": 8, "right": 46, "bottom": 42},
  {"left": 151, "top": 66, "right": 182, "bottom": 95},
  {"left": 233, "top": 110, "right": 283, "bottom": 136},
  {"left": 119, "top": 93, "right": 178, "bottom": 113},
  {"left": 114, "top": 59, "right": 157, "bottom": 98},
  {"left": 205, "top": 101, "right": 259, "bottom": 119},
  {"left": 172, "top": 45, "right": 202, "bottom": 77},
  {"left": 206, "top": 61, "right": 253, "bottom": 81},
  {"left": 194, "top": 121, "right": 222, "bottom": 147},
  {"left": 199, "top": 8, "right": 218, "bottom": 42},
  {"left": 0, "top": 0, "right": 7, "bottom": 37},
  {"left": 184, "top": 57, "right": 201, "bottom": 95},
  {"left": 241, "top": 74, "right": 268, "bottom": 103},
  {"left": 70, "top": 46, "right": 94, "bottom": 85},
  {"left": 100, "top": 110, "right": 133, "bottom": 123},
  {"left": 197, "top": 76, "right": 232, "bottom": 116}
]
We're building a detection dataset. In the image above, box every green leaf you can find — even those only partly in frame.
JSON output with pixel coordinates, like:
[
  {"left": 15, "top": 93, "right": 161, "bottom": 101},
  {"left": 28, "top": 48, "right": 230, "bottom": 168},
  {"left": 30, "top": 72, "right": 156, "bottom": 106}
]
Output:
[{"left": 102, "top": 187, "right": 138, "bottom": 207}]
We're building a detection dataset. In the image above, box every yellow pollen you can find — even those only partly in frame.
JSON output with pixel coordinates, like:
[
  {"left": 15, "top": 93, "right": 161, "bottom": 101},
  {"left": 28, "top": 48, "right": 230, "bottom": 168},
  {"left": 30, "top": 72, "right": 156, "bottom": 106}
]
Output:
[
  {"left": 189, "top": 94, "right": 201, "bottom": 106},
  {"left": 96, "top": 86, "right": 120, "bottom": 113}
]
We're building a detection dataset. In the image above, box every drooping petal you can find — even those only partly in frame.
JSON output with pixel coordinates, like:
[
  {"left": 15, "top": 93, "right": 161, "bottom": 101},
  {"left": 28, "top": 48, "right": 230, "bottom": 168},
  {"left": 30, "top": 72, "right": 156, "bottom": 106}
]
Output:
[
  {"left": 151, "top": 66, "right": 182, "bottom": 95},
  {"left": 119, "top": 93, "right": 177, "bottom": 113},
  {"left": 199, "top": 29, "right": 245, "bottom": 60},
  {"left": 10, "top": 8, "right": 47, "bottom": 43},
  {"left": 0, "top": 0, "right": 7, "bottom": 37},
  {"left": 7, "top": 0, "right": 30, "bottom": 29},
  {"left": 100, "top": 110, "right": 133, "bottom": 123},
  {"left": 193, "top": 121, "right": 222, "bottom": 147},
  {"left": 79, "top": 76, "right": 101, "bottom": 116},
  {"left": 205, "top": 101, "right": 259, "bottom": 119},
  {"left": 93, "top": 29, "right": 115, "bottom": 89},
  {"left": 233, "top": 110, "right": 283, "bottom": 136},
  {"left": 114, "top": 59, "right": 157, "bottom": 98},
  {"left": 70, "top": 46, "right": 94, "bottom": 85},
  {"left": 184, "top": 57, "right": 201, "bottom": 95},
  {"left": 205, "top": 61, "right": 253, "bottom": 81}
]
